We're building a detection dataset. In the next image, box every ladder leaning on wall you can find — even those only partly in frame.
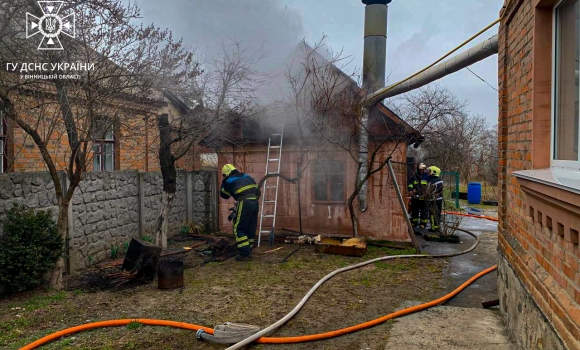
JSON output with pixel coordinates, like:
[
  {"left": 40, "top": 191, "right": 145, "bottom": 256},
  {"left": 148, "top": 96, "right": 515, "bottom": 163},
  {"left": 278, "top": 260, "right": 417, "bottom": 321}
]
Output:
[{"left": 258, "top": 133, "right": 283, "bottom": 247}]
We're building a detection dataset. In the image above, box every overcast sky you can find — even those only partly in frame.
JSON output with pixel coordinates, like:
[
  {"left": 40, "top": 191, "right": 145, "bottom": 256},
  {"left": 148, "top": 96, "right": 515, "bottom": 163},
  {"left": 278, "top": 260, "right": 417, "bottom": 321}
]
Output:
[{"left": 136, "top": 0, "right": 504, "bottom": 126}]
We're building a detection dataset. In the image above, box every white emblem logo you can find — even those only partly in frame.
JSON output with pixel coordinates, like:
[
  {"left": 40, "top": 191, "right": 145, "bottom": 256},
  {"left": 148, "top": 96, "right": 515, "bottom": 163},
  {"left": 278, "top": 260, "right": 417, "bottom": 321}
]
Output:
[{"left": 26, "top": 1, "right": 75, "bottom": 50}]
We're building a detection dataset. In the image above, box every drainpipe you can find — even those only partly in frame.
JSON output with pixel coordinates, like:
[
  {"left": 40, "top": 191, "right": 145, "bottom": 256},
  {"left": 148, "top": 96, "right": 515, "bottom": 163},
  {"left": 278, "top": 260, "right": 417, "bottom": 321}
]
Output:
[
  {"left": 359, "top": 0, "right": 390, "bottom": 212},
  {"left": 364, "top": 34, "right": 499, "bottom": 106}
]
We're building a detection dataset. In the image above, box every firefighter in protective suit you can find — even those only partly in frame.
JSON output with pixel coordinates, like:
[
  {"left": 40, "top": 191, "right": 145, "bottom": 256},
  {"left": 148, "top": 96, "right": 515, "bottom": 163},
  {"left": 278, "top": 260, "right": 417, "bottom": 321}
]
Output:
[
  {"left": 408, "top": 163, "right": 429, "bottom": 228},
  {"left": 220, "top": 164, "right": 261, "bottom": 261},
  {"left": 427, "top": 166, "right": 444, "bottom": 232}
]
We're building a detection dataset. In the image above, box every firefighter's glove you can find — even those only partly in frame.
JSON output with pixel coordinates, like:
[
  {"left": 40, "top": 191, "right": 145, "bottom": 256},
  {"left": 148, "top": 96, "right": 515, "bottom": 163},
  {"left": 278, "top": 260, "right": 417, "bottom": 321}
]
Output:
[
  {"left": 227, "top": 207, "right": 236, "bottom": 222},
  {"left": 227, "top": 202, "right": 239, "bottom": 222}
]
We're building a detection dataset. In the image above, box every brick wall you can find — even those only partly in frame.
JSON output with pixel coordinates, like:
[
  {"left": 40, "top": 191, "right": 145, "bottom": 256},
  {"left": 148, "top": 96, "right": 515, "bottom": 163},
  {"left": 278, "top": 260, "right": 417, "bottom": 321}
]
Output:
[
  {"left": 216, "top": 142, "right": 408, "bottom": 242},
  {"left": 498, "top": 0, "right": 580, "bottom": 348}
]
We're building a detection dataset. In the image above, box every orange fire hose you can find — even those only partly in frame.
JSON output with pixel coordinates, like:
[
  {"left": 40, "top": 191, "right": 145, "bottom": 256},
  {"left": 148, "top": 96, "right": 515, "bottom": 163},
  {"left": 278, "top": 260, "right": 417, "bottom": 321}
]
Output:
[
  {"left": 445, "top": 211, "right": 498, "bottom": 222},
  {"left": 21, "top": 265, "right": 497, "bottom": 349}
]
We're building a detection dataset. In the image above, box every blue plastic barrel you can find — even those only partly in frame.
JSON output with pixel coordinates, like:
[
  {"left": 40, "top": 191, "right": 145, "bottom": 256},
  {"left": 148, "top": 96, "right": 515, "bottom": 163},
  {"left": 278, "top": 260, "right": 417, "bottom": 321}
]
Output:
[{"left": 467, "top": 182, "right": 482, "bottom": 204}]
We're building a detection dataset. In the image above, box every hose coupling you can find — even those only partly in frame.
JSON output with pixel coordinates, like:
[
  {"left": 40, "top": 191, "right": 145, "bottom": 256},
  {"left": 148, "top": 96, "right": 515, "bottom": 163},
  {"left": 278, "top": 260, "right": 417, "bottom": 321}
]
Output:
[{"left": 196, "top": 329, "right": 206, "bottom": 340}]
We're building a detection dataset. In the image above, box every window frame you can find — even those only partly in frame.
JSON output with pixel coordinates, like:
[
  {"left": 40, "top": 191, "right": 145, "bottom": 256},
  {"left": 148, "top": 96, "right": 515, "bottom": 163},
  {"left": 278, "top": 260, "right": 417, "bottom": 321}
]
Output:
[
  {"left": 551, "top": 0, "right": 580, "bottom": 170},
  {"left": 311, "top": 159, "right": 346, "bottom": 204},
  {"left": 93, "top": 127, "right": 115, "bottom": 172}
]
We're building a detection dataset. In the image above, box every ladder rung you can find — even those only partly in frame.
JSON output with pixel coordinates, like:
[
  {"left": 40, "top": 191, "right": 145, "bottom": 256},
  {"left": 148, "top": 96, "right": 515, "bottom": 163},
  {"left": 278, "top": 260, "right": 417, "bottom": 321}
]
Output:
[
  {"left": 264, "top": 200, "right": 276, "bottom": 203},
  {"left": 260, "top": 230, "right": 271, "bottom": 233},
  {"left": 272, "top": 134, "right": 282, "bottom": 136},
  {"left": 266, "top": 186, "right": 277, "bottom": 188},
  {"left": 262, "top": 215, "right": 275, "bottom": 218},
  {"left": 270, "top": 146, "right": 280, "bottom": 149},
  {"left": 268, "top": 159, "right": 279, "bottom": 162}
]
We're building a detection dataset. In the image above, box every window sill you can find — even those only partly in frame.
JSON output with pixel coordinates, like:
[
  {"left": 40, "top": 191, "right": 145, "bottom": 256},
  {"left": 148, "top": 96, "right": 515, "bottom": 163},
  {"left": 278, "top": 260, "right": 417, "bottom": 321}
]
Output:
[
  {"left": 514, "top": 168, "right": 580, "bottom": 246},
  {"left": 513, "top": 168, "right": 580, "bottom": 195}
]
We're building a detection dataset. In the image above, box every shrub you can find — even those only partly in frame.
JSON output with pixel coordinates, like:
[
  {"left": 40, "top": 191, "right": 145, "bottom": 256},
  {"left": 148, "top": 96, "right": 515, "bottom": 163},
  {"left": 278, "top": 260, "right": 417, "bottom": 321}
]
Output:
[{"left": 0, "top": 204, "right": 63, "bottom": 295}]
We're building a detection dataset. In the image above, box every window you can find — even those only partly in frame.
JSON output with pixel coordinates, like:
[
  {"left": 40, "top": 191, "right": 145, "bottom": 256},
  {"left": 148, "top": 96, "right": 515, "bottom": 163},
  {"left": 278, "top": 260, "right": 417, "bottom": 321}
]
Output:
[
  {"left": 553, "top": 0, "right": 580, "bottom": 165},
  {"left": 0, "top": 117, "right": 6, "bottom": 173},
  {"left": 312, "top": 160, "right": 345, "bottom": 203},
  {"left": 92, "top": 117, "right": 115, "bottom": 171}
]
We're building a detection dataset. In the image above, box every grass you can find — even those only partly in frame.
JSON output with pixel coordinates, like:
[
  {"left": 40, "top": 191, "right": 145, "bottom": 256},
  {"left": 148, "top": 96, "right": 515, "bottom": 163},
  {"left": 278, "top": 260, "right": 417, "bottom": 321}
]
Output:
[
  {"left": 9, "top": 291, "right": 67, "bottom": 311},
  {"left": 126, "top": 322, "right": 143, "bottom": 330},
  {"left": 0, "top": 244, "right": 449, "bottom": 350},
  {"left": 459, "top": 199, "right": 498, "bottom": 212}
]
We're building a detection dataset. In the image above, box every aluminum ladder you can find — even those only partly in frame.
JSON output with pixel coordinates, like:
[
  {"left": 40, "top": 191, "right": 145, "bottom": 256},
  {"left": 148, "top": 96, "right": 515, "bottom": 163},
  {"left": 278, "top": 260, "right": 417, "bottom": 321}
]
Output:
[{"left": 258, "top": 133, "right": 283, "bottom": 247}]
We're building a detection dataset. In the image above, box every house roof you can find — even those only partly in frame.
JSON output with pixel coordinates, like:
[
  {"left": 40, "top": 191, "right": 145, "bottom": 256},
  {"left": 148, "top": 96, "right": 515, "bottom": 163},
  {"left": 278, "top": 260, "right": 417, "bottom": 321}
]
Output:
[
  {"left": 203, "top": 101, "right": 424, "bottom": 149},
  {"left": 162, "top": 90, "right": 190, "bottom": 114},
  {"left": 200, "top": 41, "right": 424, "bottom": 150},
  {"left": 374, "top": 103, "right": 424, "bottom": 146}
]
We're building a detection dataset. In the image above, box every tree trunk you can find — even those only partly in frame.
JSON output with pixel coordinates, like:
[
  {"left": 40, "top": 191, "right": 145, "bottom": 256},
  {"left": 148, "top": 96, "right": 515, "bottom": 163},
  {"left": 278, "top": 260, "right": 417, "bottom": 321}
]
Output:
[
  {"left": 49, "top": 199, "right": 69, "bottom": 290},
  {"left": 155, "top": 192, "right": 174, "bottom": 248},
  {"left": 348, "top": 193, "right": 358, "bottom": 237},
  {"left": 297, "top": 177, "right": 303, "bottom": 234},
  {"left": 156, "top": 114, "right": 177, "bottom": 249}
]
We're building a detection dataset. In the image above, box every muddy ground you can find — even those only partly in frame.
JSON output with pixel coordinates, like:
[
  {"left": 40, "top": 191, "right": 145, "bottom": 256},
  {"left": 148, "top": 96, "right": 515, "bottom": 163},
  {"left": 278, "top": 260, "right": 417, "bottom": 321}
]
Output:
[{"left": 0, "top": 241, "right": 450, "bottom": 350}]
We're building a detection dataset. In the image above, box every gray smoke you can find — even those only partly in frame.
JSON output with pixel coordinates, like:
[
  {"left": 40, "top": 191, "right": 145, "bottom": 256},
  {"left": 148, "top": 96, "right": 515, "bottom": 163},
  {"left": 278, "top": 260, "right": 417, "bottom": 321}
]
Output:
[{"left": 136, "top": 0, "right": 304, "bottom": 72}]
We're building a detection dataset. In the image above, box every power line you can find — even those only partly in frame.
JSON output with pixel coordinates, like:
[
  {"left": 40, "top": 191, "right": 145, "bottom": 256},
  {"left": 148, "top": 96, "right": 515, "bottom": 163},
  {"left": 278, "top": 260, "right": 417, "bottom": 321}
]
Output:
[{"left": 466, "top": 67, "right": 498, "bottom": 92}]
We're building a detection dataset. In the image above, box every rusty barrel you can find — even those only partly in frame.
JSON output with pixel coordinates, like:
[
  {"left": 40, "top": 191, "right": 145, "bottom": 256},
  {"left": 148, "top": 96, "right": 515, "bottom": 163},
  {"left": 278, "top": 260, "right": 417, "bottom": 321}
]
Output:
[{"left": 158, "top": 260, "right": 184, "bottom": 290}]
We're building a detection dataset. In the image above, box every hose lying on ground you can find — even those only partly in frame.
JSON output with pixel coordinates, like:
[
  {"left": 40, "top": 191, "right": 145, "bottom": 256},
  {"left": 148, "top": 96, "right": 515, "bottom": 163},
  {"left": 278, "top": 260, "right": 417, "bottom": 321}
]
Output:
[
  {"left": 224, "top": 228, "right": 481, "bottom": 349},
  {"left": 21, "top": 263, "right": 496, "bottom": 349},
  {"left": 445, "top": 211, "right": 499, "bottom": 222},
  {"left": 22, "top": 228, "right": 489, "bottom": 349}
]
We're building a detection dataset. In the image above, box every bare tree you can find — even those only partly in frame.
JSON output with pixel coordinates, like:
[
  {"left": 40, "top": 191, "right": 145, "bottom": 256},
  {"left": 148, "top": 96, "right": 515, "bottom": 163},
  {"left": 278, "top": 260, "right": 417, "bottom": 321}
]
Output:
[
  {"left": 0, "top": 0, "right": 193, "bottom": 288},
  {"left": 154, "top": 38, "right": 266, "bottom": 248},
  {"left": 274, "top": 36, "right": 348, "bottom": 233},
  {"left": 394, "top": 85, "right": 497, "bottom": 185},
  {"left": 292, "top": 42, "right": 419, "bottom": 237}
]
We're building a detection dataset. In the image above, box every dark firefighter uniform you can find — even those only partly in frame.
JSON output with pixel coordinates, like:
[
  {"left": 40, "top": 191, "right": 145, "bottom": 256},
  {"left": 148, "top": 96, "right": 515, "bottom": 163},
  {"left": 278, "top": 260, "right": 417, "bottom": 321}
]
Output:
[
  {"left": 427, "top": 166, "right": 444, "bottom": 232},
  {"left": 220, "top": 164, "right": 261, "bottom": 260},
  {"left": 408, "top": 163, "right": 429, "bottom": 228}
]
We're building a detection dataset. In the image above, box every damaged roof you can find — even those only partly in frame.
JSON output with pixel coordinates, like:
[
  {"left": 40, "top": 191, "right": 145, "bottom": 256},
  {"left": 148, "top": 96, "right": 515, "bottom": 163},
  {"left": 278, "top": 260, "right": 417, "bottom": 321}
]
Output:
[{"left": 200, "top": 41, "right": 424, "bottom": 150}]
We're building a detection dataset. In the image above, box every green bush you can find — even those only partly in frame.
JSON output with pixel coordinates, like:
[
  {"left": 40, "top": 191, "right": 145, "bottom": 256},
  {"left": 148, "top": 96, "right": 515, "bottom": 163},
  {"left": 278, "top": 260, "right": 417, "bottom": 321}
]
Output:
[{"left": 0, "top": 204, "right": 63, "bottom": 295}]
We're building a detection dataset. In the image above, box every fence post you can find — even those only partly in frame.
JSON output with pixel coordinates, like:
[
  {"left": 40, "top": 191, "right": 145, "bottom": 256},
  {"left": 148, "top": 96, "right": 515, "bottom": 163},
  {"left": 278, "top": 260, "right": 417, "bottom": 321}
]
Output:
[
  {"left": 210, "top": 171, "right": 218, "bottom": 232},
  {"left": 138, "top": 172, "right": 145, "bottom": 238},
  {"left": 454, "top": 171, "right": 460, "bottom": 209},
  {"left": 186, "top": 172, "right": 193, "bottom": 224}
]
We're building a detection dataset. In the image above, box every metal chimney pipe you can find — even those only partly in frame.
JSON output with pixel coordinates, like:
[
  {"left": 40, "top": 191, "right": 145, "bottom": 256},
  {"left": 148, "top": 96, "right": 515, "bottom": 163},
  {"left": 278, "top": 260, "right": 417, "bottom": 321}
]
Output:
[
  {"left": 358, "top": 0, "right": 391, "bottom": 212},
  {"left": 362, "top": 0, "right": 390, "bottom": 92},
  {"left": 364, "top": 34, "right": 499, "bottom": 106}
]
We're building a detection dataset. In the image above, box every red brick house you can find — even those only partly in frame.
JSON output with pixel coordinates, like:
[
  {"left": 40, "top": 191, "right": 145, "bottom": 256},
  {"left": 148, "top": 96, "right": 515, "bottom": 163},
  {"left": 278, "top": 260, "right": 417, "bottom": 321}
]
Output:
[
  {"left": 215, "top": 102, "right": 423, "bottom": 242},
  {"left": 0, "top": 90, "right": 194, "bottom": 174},
  {"left": 497, "top": 0, "right": 580, "bottom": 348}
]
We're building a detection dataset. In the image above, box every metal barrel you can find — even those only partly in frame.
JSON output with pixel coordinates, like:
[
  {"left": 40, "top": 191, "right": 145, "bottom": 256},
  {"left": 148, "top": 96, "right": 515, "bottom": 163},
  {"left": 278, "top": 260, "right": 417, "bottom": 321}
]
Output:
[{"left": 157, "top": 260, "right": 184, "bottom": 290}]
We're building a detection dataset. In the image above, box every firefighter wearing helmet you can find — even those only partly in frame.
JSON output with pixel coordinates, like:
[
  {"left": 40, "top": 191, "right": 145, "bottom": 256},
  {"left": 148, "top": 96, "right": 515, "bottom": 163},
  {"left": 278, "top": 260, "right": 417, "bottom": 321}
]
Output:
[
  {"left": 220, "top": 164, "right": 261, "bottom": 261},
  {"left": 408, "top": 163, "right": 429, "bottom": 229},
  {"left": 426, "top": 166, "right": 444, "bottom": 232}
]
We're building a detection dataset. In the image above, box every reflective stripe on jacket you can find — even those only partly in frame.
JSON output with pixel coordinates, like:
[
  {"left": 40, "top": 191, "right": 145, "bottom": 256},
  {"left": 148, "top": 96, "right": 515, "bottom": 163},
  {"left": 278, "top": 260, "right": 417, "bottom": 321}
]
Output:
[{"left": 220, "top": 173, "right": 261, "bottom": 201}]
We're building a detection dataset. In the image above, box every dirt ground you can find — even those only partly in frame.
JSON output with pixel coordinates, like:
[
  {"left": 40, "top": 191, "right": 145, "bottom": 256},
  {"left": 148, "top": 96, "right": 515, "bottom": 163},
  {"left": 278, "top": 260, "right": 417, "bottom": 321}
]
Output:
[{"left": 0, "top": 241, "right": 450, "bottom": 350}]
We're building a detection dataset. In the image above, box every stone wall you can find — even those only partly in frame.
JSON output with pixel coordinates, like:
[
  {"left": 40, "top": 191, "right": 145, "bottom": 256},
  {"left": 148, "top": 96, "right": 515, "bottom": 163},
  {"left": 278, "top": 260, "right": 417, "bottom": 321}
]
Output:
[
  {"left": 0, "top": 170, "right": 218, "bottom": 272},
  {"left": 498, "top": 255, "right": 566, "bottom": 350},
  {"left": 70, "top": 171, "right": 140, "bottom": 271},
  {"left": 0, "top": 172, "right": 59, "bottom": 237},
  {"left": 141, "top": 171, "right": 186, "bottom": 237}
]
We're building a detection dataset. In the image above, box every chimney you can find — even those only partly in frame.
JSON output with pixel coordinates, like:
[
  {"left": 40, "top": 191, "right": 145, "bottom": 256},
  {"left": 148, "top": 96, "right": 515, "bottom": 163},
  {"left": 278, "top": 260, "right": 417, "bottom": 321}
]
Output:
[
  {"left": 358, "top": 0, "right": 390, "bottom": 213},
  {"left": 362, "top": 0, "right": 390, "bottom": 93}
]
